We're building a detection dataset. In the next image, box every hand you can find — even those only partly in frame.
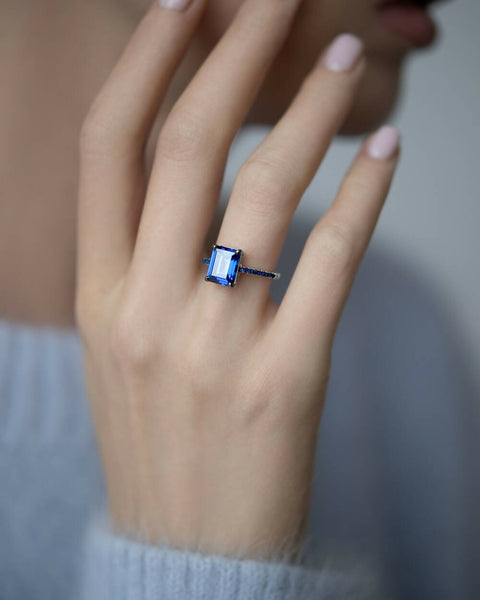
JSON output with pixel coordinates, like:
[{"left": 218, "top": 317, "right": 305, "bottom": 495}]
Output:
[{"left": 76, "top": 0, "right": 399, "bottom": 561}]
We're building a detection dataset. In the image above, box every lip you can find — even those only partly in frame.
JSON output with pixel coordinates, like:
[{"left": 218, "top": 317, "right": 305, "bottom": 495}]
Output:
[{"left": 375, "top": 0, "right": 443, "bottom": 47}]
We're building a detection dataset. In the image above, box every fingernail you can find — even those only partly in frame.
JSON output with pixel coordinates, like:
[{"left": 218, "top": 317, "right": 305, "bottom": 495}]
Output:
[
  {"left": 322, "top": 34, "right": 364, "bottom": 72},
  {"left": 367, "top": 125, "right": 401, "bottom": 160},
  {"left": 158, "top": 0, "right": 193, "bottom": 10}
]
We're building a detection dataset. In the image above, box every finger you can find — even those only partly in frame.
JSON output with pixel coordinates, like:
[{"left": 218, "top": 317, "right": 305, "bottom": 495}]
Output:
[
  {"left": 210, "top": 34, "right": 365, "bottom": 307},
  {"left": 77, "top": 0, "right": 207, "bottom": 288},
  {"left": 273, "top": 126, "right": 401, "bottom": 358},
  {"left": 130, "top": 0, "right": 304, "bottom": 297}
]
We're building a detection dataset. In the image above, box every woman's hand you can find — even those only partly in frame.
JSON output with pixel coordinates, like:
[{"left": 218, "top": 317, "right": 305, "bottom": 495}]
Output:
[{"left": 76, "top": 0, "right": 399, "bottom": 561}]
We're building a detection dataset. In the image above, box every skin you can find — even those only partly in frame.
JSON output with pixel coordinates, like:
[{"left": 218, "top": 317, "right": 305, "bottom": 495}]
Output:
[
  {"left": 2, "top": 0, "right": 429, "bottom": 559},
  {"left": 77, "top": 0, "right": 400, "bottom": 557},
  {"left": 0, "top": 0, "right": 411, "bottom": 326}
]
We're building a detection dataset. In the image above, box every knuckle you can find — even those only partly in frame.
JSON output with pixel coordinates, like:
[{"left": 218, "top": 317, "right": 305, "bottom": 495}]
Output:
[
  {"left": 239, "top": 359, "right": 324, "bottom": 427},
  {"left": 236, "top": 385, "right": 273, "bottom": 425},
  {"left": 235, "top": 372, "right": 300, "bottom": 428},
  {"left": 79, "top": 99, "right": 144, "bottom": 161},
  {"left": 110, "top": 306, "right": 160, "bottom": 371},
  {"left": 314, "top": 221, "right": 356, "bottom": 273},
  {"left": 156, "top": 107, "right": 214, "bottom": 163},
  {"left": 236, "top": 156, "right": 295, "bottom": 218},
  {"left": 79, "top": 102, "right": 111, "bottom": 157},
  {"left": 233, "top": 358, "right": 280, "bottom": 421},
  {"left": 343, "top": 171, "right": 374, "bottom": 197}
]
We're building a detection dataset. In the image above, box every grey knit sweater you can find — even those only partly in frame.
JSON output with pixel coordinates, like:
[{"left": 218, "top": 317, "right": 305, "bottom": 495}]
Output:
[{"left": 1, "top": 228, "right": 479, "bottom": 599}]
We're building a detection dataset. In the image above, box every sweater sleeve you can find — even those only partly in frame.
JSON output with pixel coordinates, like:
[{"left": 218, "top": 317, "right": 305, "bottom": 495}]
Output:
[{"left": 78, "top": 512, "right": 380, "bottom": 600}]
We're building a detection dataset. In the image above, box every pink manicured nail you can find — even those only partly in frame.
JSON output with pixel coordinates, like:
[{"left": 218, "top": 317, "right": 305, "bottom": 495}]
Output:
[
  {"left": 322, "top": 34, "right": 364, "bottom": 72},
  {"left": 158, "top": 0, "right": 192, "bottom": 10},
  {"left": 367, "top": 125, "right": 401, "bottom": 160}
]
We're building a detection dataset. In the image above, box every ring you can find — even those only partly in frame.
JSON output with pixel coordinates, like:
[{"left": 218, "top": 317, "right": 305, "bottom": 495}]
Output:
[{"left": 202, "top": 244, "right": 281, "bottom": 287}]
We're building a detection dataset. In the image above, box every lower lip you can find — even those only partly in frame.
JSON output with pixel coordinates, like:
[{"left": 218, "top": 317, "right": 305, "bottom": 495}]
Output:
[{"left": 377, "top": 4, "right": 437, "bottom": 47}]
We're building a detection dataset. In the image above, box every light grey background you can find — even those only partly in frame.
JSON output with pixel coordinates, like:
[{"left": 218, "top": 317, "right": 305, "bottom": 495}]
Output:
[{"left": 221, "top": 0, "right": 480, "bottom": 392}]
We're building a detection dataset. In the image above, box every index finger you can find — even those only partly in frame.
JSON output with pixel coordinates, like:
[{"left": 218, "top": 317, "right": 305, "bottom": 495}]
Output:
[{"left": 77, "top": 0, "right": 207, "bottom": 289}]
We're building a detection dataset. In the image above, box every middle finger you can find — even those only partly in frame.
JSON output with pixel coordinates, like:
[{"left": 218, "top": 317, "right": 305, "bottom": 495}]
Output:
[
  {"left": 208, "top": 34, "right": 365, "bottom": 307},
  {"left": 131, "top": 0, "right": 305, "bottom": 296}
]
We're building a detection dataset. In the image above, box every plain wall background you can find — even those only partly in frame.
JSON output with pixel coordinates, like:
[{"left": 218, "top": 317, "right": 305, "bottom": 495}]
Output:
[{"left": 221, "top": 0, "right": 480, "bottom": 392}]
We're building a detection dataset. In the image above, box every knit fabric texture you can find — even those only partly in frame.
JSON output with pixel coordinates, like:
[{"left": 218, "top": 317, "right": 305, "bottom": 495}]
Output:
[
  {"left": 80, "top": 513, "right": 379, "bottom": 600},
  {"left": 0, "top": 318, "right": 379, "bottom": 600},
  {"left": 1, "top": 242, "right": 478, "bottom": 599}
]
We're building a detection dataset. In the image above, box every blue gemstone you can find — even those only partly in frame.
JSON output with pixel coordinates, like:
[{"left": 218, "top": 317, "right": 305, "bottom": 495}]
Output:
[{"left": 205, "top": 245, "right": 242, "bottom": 287}]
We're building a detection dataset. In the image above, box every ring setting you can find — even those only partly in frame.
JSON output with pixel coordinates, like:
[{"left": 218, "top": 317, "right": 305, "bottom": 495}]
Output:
[{"left": 202, "top": 244, "right": 281, "bottom": 287}]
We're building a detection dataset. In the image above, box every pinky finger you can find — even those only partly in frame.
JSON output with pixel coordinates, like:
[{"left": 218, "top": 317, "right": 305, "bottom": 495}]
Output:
[{"left": 274, "top": 125, "right": 401, "bottom": 353}]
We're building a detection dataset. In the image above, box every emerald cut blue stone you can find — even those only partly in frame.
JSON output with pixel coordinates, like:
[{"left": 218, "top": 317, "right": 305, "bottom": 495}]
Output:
[{"left": 205, "top": 245, "right": 243, "bottom": 287}]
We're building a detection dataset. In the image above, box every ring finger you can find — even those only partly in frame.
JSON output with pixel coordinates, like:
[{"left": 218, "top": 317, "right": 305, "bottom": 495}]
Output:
[{"left": 205, "top": 34, "right": 365, "bottom": 308}]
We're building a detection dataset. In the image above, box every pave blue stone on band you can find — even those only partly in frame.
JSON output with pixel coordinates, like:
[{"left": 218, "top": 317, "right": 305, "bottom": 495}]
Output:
[{"left": 203, "top": 244, "right": 280, "bottom": 287}]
